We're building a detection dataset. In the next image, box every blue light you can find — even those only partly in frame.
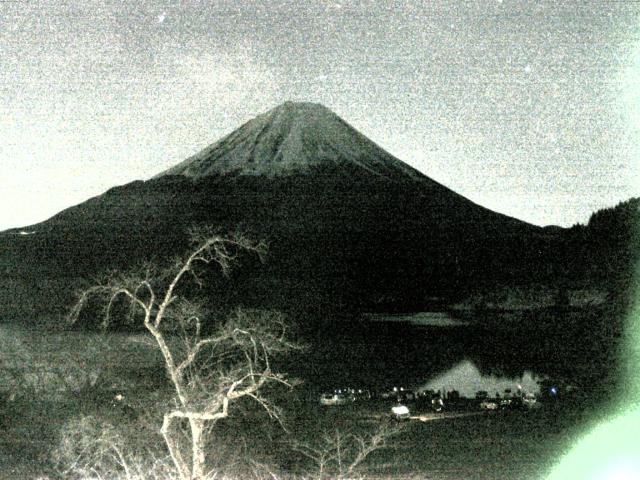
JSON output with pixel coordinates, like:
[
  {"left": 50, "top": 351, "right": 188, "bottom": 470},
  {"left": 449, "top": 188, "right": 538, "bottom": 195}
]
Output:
[{"left": 551, "top": 387, "right": 558, "bottom": 395}]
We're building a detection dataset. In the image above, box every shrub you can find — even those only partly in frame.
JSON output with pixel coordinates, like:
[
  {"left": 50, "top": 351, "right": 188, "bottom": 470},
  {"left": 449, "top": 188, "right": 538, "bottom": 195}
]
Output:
[{"left": 51, "top": 415, "right": 176, "bottom": 480}]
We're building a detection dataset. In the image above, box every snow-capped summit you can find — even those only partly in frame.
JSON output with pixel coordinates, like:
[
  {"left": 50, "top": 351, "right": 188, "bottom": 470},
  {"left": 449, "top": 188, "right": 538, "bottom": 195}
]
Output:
[{"left": 156, "top": 101, "right": 424, "bottom": 180}]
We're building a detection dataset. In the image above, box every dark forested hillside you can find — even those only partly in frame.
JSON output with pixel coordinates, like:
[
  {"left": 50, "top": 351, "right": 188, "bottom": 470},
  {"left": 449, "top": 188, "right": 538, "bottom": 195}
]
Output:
[
  {"left": 0, "top": 165, "right": 560, "bottom": 320},
  {"left": 563, "top": 198, "right": 639, "bottom": 288}
]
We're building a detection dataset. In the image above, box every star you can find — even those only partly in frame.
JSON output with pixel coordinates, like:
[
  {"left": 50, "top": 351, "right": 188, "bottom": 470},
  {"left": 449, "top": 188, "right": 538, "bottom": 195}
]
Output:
[{"left": 157, "top": 12, "right": 167, "bottom": 23}]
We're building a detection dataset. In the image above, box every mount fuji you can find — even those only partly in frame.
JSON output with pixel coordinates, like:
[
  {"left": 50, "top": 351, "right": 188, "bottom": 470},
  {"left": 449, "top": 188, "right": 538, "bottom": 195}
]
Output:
[
  {"left": 158, "top": 101, "right": 425, "bottom": 180},
  {"left": 0, "top": 102, "right": 568, "bottom": 320}
]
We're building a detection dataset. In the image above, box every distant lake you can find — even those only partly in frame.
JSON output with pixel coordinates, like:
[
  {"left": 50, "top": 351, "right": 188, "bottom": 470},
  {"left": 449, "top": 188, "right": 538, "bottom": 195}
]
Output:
[
  {"left": 365, "top": 312, "right": 539, "bottom": 397},
  {"left": 364, "top": 312, "right": 468, "bottom": 327},
  {"left": 301, "top": 308, "right": 621, "bottom": 401}
]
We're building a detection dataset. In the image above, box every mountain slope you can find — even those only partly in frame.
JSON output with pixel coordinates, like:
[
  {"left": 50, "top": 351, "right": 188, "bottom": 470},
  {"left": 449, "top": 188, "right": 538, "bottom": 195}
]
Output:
[
  {"left": 156, "top": 101, "right": 426, "bottom": 181},
  {"left": 0, "top": 102, "right": 563, "bottom": 321}
]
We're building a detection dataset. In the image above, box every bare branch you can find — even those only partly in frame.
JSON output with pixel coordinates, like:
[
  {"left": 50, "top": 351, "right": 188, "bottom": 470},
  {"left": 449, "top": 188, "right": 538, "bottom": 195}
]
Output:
[
  {"left": 292, "top": 423, "right": 401, "bottom": 479},
  {"left": 66, "top": 228, "right": 295, "bottom": 480}
]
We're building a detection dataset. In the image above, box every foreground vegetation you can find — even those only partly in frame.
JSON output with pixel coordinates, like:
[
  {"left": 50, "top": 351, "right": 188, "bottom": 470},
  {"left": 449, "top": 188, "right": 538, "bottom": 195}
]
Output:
[
  {"left": 0, "top": 312, "right": 613, "bottom": 479},
  {"left": 0, "top": 347, "right": 600, "bottom": 480},
  {"left": 0, "top": 302, "right": 626, "bottom": 478}
]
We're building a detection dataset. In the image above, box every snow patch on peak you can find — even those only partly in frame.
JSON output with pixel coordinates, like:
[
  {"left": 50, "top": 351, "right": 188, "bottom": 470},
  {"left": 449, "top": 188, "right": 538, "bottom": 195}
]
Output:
[{"left": 156, "top": 102, "right": 425, "bottom": 181}]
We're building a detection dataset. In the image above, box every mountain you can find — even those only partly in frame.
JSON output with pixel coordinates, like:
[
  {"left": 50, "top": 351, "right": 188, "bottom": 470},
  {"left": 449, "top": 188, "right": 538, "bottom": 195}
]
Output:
[
  {"left": 158, "top": 101, "right": 425, "bottom": 180},
  {"left": 0, "top": 102, "right": 611, "bottom": 323}
]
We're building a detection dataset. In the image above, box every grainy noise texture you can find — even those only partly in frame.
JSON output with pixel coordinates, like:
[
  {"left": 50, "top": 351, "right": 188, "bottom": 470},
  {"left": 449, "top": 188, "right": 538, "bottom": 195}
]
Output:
[{"left": 1, "top": 0, "right": 638, "bottom": 230}]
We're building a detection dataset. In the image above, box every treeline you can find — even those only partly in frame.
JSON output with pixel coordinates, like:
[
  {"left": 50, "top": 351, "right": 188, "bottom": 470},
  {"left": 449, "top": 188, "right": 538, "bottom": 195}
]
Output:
[{"left": 563, "top": 197, "right": 639, "bottom": 290}]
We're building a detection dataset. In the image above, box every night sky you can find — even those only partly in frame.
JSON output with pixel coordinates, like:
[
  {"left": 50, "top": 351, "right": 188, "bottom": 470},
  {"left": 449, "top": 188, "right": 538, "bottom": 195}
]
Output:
[{"left": 1, "top": 0, "right": 639, "bottom": 230}]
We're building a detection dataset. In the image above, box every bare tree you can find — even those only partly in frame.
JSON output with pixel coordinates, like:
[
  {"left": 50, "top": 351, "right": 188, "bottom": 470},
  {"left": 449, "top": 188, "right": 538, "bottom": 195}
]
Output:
[
  {"left": 291, "top": 422, "right": 400, "bottom": 479},
  {"left": 69, "top": 228, "right": 299, "bottom": 480}
]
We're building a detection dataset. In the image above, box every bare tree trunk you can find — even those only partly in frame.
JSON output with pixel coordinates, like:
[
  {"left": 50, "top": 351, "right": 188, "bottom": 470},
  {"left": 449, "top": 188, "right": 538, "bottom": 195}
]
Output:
[
  {"left": 162, "top": 414, "right": 191, "bottom": 480},
  {"left": 67, "top": 231, "right": 294, "bottom": 479},
  {"left": 190, "top": 418, "right": 207, "bottom": 480}
]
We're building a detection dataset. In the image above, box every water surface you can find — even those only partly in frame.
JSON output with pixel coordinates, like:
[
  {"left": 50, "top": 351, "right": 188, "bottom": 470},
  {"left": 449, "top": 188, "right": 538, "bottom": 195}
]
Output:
[{"left": 303, "top": 308, "right": 621, "bottom": 401}]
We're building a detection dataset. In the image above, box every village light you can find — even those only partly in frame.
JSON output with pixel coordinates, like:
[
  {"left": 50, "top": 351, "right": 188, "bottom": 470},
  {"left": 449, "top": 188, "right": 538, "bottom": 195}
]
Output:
[{"left": 392, "top": 405, "right": 410, "bottom": 416}]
